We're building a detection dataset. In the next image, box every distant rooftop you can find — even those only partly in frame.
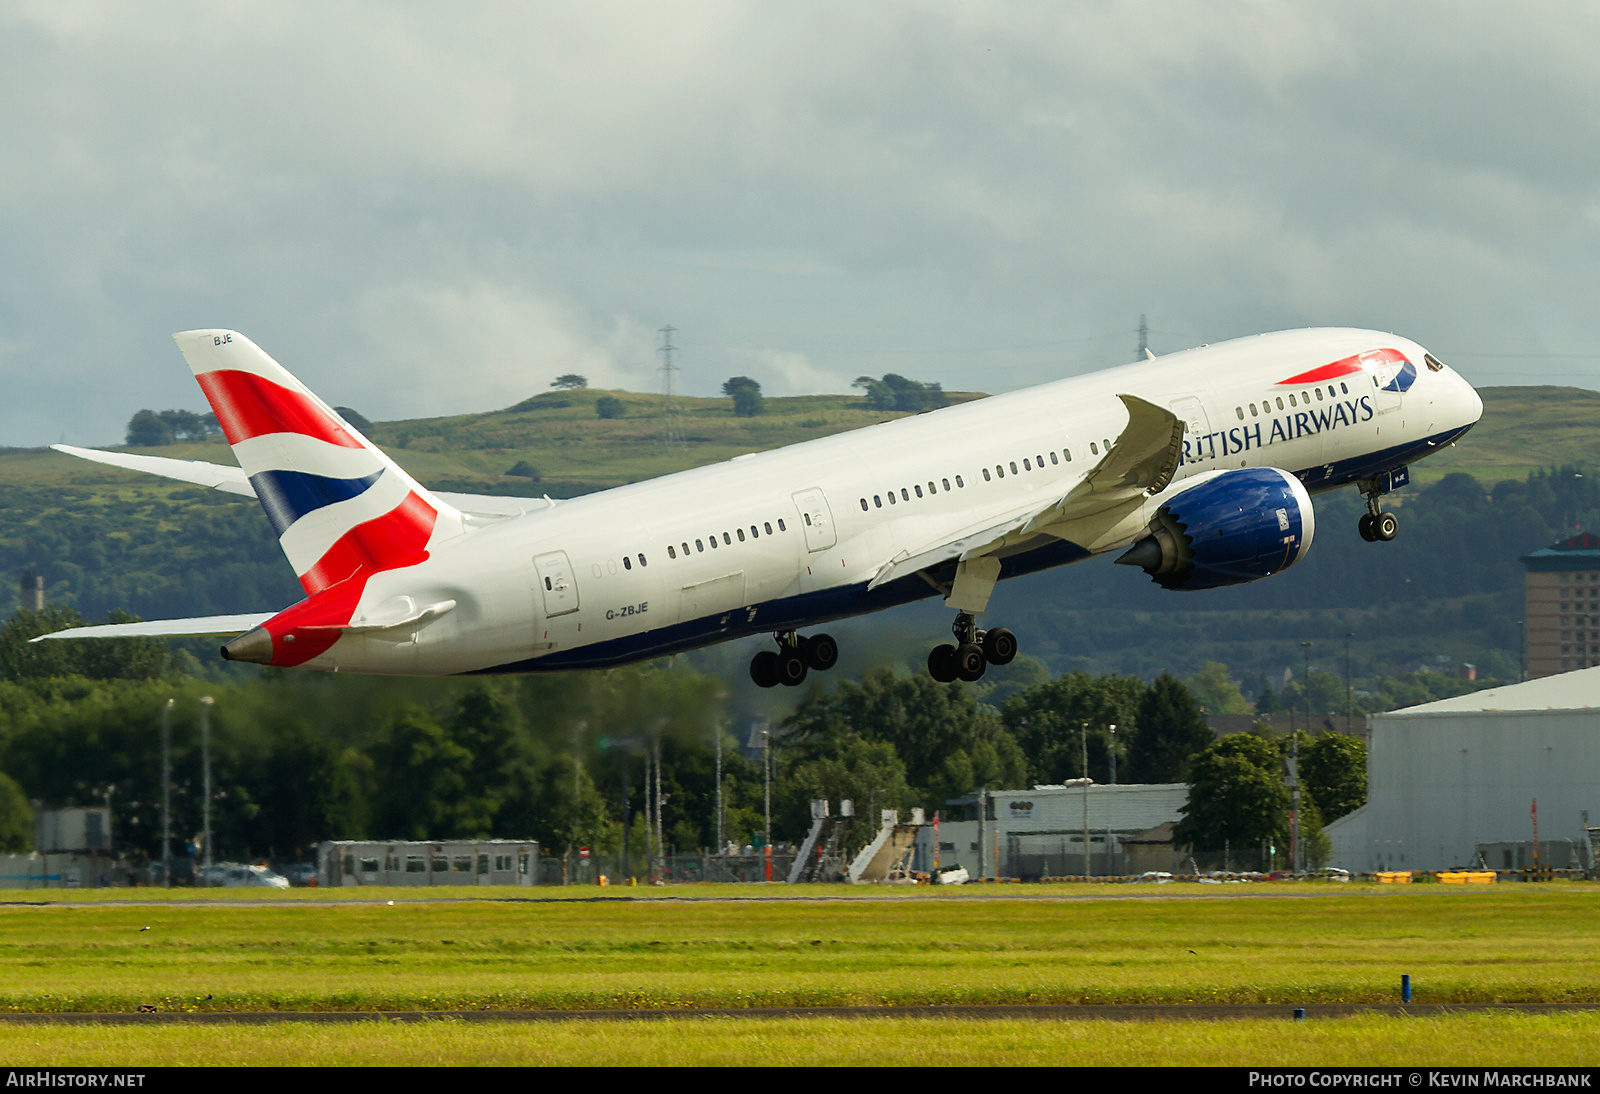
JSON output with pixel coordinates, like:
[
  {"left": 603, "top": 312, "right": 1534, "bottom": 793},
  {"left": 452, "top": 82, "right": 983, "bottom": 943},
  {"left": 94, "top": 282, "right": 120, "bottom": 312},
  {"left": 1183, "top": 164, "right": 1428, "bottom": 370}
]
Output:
[
  {"left": 1522, "top": 531, "right": 1600, "bottom": 571},
  {"left": 1377, "top": 664, "right": 1600, "bottom": 716}
]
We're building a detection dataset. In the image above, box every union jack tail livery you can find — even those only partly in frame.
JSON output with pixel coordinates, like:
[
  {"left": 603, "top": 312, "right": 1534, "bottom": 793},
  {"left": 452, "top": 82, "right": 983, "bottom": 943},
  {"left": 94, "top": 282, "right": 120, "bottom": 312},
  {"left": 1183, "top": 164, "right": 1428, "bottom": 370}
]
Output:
[{"left": 173, "top": 330, "right": 467, "bottom": 595}]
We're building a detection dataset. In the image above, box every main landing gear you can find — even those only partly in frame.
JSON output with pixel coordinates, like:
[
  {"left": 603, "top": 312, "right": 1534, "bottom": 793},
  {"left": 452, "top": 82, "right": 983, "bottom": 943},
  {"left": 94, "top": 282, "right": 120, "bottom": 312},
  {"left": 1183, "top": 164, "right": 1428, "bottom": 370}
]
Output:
[
  {"left": 749, "top": 631, "right": 838, "bottom": 688},
  {"left": 1357, "top": 478, "right": 1399, "bottom": 542},
  {"left": 927, "top": 612, "right": 1017, "bottom": 683}
]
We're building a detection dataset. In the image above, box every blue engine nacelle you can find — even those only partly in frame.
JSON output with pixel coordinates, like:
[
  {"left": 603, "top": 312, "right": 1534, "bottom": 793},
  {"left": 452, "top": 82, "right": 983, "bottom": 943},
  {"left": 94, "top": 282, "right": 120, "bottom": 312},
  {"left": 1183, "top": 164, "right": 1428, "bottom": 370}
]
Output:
[{"left": 1115, "top": 467, "right": 1315, "bottom": 590}]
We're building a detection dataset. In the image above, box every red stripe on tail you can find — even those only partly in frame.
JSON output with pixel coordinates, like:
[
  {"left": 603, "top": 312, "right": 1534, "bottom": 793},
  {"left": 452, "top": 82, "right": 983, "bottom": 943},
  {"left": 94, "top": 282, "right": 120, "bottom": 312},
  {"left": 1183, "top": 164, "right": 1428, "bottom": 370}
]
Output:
[
  {"left": 298, "top": 491, "right": 438, "bottom": 595},
  {"left": 196, "top": 370, "right": 365, "bottom": 447}
]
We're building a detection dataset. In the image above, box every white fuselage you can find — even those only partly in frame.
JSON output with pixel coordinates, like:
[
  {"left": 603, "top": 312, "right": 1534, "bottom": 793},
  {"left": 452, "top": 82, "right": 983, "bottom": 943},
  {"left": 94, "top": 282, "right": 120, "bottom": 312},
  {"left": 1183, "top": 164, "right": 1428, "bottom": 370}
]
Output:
[{"left": 318, "top": 328, "right": 1481, "bottom": 675}]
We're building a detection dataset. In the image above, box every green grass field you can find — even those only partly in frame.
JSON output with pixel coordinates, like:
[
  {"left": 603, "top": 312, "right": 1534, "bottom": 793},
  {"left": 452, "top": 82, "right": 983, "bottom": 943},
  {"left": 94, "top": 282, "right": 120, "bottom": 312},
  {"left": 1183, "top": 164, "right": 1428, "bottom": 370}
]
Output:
[
  {"left": 3, "top": 883, "right": 1599, "bottom": 1014},
  {"left": 2, "top": 883, "right": 1598, "bottom": 1066},
  {"left": 3, "top": 1013, "right": 1597, "bottom": 1067}
]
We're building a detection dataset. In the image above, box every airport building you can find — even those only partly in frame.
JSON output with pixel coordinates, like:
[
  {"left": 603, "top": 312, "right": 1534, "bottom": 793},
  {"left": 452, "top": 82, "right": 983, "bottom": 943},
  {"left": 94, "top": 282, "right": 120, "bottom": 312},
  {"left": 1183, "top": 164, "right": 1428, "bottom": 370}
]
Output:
[
  {"left": 1325, "top": 669, "right": 1600, "bottom": 873},
  {"left": 939, "top": 783, "right": 1188, "bottom": 879},
  {"left": 1523, "top": 531, "right": 1600, "bottom": 678}
]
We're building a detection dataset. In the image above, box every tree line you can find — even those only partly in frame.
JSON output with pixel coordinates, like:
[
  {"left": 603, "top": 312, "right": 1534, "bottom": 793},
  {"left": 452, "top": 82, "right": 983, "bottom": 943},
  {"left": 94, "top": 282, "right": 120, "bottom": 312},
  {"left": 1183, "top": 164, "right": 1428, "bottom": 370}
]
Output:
[{"left": 0, "top": 609, "right": 1364, "bottom": 874}]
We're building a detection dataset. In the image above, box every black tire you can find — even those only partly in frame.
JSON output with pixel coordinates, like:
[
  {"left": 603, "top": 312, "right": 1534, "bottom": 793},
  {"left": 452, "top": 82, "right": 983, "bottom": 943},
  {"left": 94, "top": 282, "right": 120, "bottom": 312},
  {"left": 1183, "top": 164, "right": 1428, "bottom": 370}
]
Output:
[
  {"left": 955, "top": 643, "right": 987, "bottom": 682},
  {"left": 750, "top": 650, "right": 780, "bottom": 688},
  {"left": 982, "top": 627, "right": 1018, "bottom": 666},
  {"left": 928, "top": 643, "right": 958, "bottom": 682},
  {"left": 778, "top": 649, "right": 809, "bottom": 686},
  {"left": 804, "top": 633, "right": 839, "bottom": 671},
  {"left": 1375, "top": 511, "right": 1399, "bottom": 541},
  {"left": 1358, "top": 513, "right": 1376, "bottom": 541}
]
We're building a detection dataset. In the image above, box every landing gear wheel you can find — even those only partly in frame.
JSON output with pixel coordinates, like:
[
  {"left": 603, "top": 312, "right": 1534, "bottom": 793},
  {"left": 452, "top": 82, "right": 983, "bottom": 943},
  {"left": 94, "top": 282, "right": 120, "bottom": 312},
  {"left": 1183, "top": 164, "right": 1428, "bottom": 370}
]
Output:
[
  {"left": 955, "top": 643, "right": 987, "bottom": 682},
  {"left": 1358, "top": 513, "right": 1377, "bottom": 542},
  {"left": 982, "top": 627, "right": 1017, "bottom": 666},
  {"left": 803, "top": 633, "right": 838, "bottom": 671},
  {"left": 750, "top": 650, "right": 779, "bottom": 688},
  {"left": 1374, "top": 511, "right": 1398, "bottom": 541},
  {"left": 777, "top": 648, "right": 809, "bottom": 686},
  {"left": 928, "top": 643, "right": 959, "bottom": 683}
]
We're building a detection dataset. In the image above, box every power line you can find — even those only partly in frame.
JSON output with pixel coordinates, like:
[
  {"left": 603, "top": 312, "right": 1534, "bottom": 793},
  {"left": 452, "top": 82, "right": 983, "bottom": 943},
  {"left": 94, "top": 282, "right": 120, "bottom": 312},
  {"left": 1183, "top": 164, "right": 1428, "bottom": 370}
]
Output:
[{"left": 658, "top": 325, "right": 682, "bottom": 449}]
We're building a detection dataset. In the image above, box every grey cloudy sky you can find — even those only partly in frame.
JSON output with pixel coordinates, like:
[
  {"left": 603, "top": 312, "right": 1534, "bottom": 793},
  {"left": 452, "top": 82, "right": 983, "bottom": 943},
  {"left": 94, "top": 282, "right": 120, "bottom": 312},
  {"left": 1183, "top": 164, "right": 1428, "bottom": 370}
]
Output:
[{"left": 3, "top": 1, "right": 1598, "bottom": 446}]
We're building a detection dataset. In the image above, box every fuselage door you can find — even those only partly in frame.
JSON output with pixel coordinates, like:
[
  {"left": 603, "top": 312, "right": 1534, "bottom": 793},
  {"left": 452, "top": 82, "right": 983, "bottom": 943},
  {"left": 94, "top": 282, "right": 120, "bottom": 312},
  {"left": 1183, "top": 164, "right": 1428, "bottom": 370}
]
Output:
[
  {"left": 792, "top": 488, "right": 836, "bottom": 552},
  {"left": 533, "top": 550, "right": 579, "bottom": 617},
  {"left": 1365, "top": 350, "right": 1404, "bottom": 414},
  {"left": 1170, "top": 396, "right": 1212, "bottom": 465}
]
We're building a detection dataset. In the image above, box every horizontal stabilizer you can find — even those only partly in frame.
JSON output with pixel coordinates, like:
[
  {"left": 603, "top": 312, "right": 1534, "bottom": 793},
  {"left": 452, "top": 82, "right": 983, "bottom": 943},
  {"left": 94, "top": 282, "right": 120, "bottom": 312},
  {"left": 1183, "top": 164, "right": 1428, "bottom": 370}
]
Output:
[
  {"left": 51, "top": 444, "right": 254, "bottom": 496},
  {"left": 31, "top": 614, "right": 275, "bottom": 642},
  {"left": 49, "top": 445, "right": 553, "bottom": 520}
]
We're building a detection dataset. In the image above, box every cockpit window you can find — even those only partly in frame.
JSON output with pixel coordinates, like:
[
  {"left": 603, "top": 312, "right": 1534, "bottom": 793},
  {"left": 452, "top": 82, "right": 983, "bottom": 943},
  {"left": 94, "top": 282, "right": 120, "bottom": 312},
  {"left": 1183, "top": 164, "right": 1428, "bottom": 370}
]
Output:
[{"left": 1424, "top": 353, "right": 1445, "bottom": 372}]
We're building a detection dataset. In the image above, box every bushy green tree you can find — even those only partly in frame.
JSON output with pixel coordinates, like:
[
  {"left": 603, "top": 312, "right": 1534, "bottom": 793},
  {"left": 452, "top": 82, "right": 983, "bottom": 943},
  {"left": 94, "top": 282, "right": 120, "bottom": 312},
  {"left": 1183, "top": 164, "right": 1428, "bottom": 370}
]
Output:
[
  {"left": 1174, "top": 734, "right": 1288, "bottom": 854},
  {"left": 722, "top": 377, "right": 764, "bottom": 417},
  {"left": 595, "top": 396, "right": 625, "bottom": 419},
  {"left": 0, "top": 771, "right": 31, "bottom": 853},
  {"left": 999, "top": 671, "right": 1143, "bottom": 784},
  {"left": 1128, "top": 673, "right": 1213, "bottom": 782},
  {"left": 1300, "top": 732, "right": 1367, "bottom": 822},
  {"left": 1187, "top": 662, "right": 1250, "bottom": 715},
  {"left": 785, "top": 667, "right": 1025, "bottom": 806}
]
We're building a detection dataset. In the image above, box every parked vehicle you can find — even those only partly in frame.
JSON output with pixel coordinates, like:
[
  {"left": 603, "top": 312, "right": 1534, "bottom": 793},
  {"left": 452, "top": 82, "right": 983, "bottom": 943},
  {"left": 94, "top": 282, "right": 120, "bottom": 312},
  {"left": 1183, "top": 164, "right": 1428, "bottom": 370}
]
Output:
[{"left": 199, "top": 862, "right": 290, "bottom": 889}]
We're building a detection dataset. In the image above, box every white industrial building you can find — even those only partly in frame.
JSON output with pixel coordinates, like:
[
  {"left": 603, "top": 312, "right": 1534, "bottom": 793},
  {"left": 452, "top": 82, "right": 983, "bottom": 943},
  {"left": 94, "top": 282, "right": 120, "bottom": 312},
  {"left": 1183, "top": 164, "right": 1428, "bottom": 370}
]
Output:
[
  {"left": 1326, "top": 668, "right": 1600, "bottom": 873},
  {"left": 939, "top": 783, "right": 1188, "bottom": 879}
]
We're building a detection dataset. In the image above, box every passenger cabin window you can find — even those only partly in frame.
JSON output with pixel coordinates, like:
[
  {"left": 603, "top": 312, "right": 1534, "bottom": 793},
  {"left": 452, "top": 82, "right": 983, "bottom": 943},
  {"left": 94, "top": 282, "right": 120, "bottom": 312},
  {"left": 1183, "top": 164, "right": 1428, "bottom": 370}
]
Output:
[
  {"left": 668, "top": 545, "right": 677, "bottom": 559},
  {"left": 737, "top": 528, "right": 746, "bottom": 541},
  {"left": 860, "top": 498, "right": 869, "bottom": 511},
  {"left": 623, "top": 556, "right": 632, "bottom": 570},
  {"left": 982, "top": 468, "right": 992, "bottom": 481},
  {"left": 777, "top": 519, "right": 786, "bottom": 531},
  {"left": 723, "top": 532, "right": 731, "bottom": 545},
  {"left": 696, "top": 539, "right": 704, "bottom": 552},
  {"left": 750, "top": 525, "right": 759, "bottom": 538},
  {"left": 888, "top": 491, "right": 897, "bottom": 504},
  {"left": 1090, "top": 442, "right": 1099, "bottom": 455},
  {"left": 1236, "top": 407, "right": 1245, "bottom": 420},
  {"left": 638, "top": 554, "right": 647, "bottom": 567},
  {"left": 901, "top": 488, "right": 910, "bottom": 501},
  {"left": 1288, "top": 394, "right": 1297, "bottom": 407},
  {"left": 1009, "top": 461, "right": 1018, "bottom": 475},
  {"left": 764, "top": 522, "right": 773, "bottom": 534},
  {"left": 1023, "top": 458, "right": 1032, "bottom": 471},
  {"left": 873, "top": 495, "right": 882, "bottom": 508},
  {"left": 955, "top": 475, "right": 964, "bottom": 487},
  {"left": 708, "top": 535, "right": 718, "bottom": 548},
  {"left": 1049, "top": 452, "right": 1058, "bottom": 465},
  {"left": 915, "top": 484, "right": 923, "bottom": 497}
]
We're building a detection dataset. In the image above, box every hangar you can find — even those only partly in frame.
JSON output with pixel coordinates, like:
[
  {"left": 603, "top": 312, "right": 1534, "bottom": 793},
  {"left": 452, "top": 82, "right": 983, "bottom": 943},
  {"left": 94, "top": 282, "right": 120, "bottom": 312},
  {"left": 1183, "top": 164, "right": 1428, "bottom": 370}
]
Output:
[{"left": 1326, "top": 668, "right": 1600, "bottom": 873}]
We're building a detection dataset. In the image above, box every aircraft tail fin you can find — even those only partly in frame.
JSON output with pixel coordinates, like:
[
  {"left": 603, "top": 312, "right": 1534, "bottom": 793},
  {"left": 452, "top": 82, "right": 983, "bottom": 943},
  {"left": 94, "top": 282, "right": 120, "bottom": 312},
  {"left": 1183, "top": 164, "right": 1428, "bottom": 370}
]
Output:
[{"left": 172, "top": 330, "right": 466, "bottom": 595}]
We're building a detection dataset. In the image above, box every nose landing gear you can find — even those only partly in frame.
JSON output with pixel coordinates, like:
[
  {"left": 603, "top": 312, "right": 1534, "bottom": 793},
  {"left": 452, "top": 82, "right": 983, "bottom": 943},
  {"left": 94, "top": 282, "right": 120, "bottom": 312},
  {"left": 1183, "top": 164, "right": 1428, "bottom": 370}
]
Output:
[
  {"left": 749, "top": 631, "right": 839, "bottom": 688},
  {"left": 1357, "top": 478, "right": 1399, "bottom": 542}
]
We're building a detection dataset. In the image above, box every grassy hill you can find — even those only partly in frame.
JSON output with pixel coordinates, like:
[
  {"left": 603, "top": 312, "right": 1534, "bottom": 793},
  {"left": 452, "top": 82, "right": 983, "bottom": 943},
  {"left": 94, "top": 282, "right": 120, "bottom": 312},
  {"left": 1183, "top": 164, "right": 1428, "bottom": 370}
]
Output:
[
  {"left": 0, "top": 387, "right": 985, "bottom": 497},
  {"left": 1409, "top": 385, "right": 1600, "bottom": 485}
]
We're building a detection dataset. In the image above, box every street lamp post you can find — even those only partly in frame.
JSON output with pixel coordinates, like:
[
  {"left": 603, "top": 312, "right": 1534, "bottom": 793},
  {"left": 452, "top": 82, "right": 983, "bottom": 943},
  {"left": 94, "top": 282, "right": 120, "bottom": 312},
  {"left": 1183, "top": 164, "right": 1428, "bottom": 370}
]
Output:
[
  {"left": 160, "top": 699, "right": 173, "bottom": 889},
  {"left": 199, "top": 696, "right": 214, "bottom": 877}
]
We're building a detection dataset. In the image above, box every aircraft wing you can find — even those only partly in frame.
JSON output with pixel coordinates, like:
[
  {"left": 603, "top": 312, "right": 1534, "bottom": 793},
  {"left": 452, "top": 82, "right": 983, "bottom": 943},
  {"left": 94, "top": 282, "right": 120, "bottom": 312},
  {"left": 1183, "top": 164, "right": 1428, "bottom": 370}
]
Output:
[
  {"left": 49, "top": 445, "right": 552, "bottom": 519},
  {"left": 866, "top": 394, "right": 1183, "bottom": 590},
  {"left": 30, "top": 614, "right": 274, "bottom": 641}
]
